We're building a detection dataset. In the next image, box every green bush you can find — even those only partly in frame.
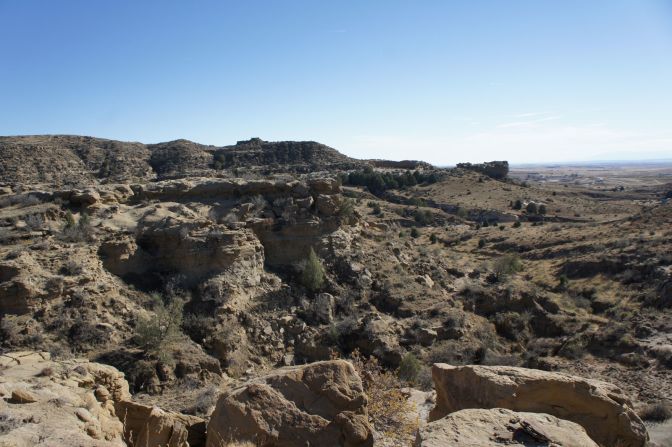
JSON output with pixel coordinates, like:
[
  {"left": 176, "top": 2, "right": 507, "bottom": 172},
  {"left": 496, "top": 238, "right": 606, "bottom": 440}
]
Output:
[
  {"left": 492, "top": 254, "right": 523, "bottom": 280},
  {"left": 61, "top": 211, "right": 93, "bottom": 242},
  {"left": 338, "top": 198, "right": 355, "bottom": 219},
  {"left": 526, "top": 202, "right": 538, "bottom": 214},
  {"left": 301, "top": 248, "right": 326, "bottom": 292},
  {"left": 513, "top": 199, "right": 522, "bottom": 210},
  {"left": 512, "top": 221, "right": 521, "bottom": 228},
  {"left": 134, "top": 294, "right": 184, "bottom": 355},
  {"left": 410, "top": 228, "right": 420, "bottom": 238},
  {"left": 398, "top": 353, "right": 422, "bottom": 384},
  {"left": 478, "top": 238, "right": 486, "bottom": 248}
]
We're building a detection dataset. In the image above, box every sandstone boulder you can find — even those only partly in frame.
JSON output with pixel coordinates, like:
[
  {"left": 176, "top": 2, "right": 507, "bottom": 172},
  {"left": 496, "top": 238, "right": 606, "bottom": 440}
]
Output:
[
  {"left": 70, "top": 188, "right": 101, "bottom": 206},
  {"left": 116, "top": 401, "right": 206, "bottom": 447},
  {"left": 417, "top": 408, "right": 598, "bottom": 447},
  {"left": 316, "top": 194, "right": 340, "bottom": 216},
  {"left": 430, "top": 364, "right": 648, "bottom": 447},
  {"left": 206, "top": 360, "right": 373, "bottom": 447},
  {"left": 0, "top": 352, "right": 126, "bottom": 446}
]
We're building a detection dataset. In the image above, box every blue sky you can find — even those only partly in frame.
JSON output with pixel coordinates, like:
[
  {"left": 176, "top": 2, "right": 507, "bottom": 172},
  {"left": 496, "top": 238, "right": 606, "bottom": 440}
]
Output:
[{"left": 1, "top": 1, "right": 671, "bottom": 164}]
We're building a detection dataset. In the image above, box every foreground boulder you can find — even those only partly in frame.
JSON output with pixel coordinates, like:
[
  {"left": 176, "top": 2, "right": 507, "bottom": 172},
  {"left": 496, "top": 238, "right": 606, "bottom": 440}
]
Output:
[
  {"left": 417, "top": 408, "right": 599, "bottom": 447},
  {"left": 430, "top": 364, "right": 647, "bottom": 447},
  {"left": 0, "top": 351, "right": 204, "bottom": 447},
  {"left": 116, "top": 401, "right": 206, "bottom": 447},
  {"left": 206, "top": 360, "right": 373, "bottom": 447},
  {"left": 0, "top": 352, "right": 127, "bottom": 446}
]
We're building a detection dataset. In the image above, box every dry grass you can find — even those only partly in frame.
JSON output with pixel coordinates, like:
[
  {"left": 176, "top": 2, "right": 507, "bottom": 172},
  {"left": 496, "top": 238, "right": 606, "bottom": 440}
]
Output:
[{"left": 349, "top": 350, "right": 418, "bottom": 446}]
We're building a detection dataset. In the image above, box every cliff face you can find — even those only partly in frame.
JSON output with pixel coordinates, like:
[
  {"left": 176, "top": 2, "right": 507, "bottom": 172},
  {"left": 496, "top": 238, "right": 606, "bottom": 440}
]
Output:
[{"left": 0, "top": 135, "right": 366, "bottom": 186}]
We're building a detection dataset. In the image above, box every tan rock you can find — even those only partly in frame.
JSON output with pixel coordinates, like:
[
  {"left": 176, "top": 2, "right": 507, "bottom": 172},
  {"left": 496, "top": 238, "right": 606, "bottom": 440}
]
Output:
[
  {"left": 0, "top": 352, "right": 126, "bottom": 446},
  {"left": 9, "top": 388, "right": 38, "bottom": 404},
  {"left": 116, "top": 401, "right": 206, "bottom": 447},
  {"left": 70, "top": 188, "right": 101, "bottom": 206},
  {"left": 430, "top": 364, "right": 648, "bottom": 447},
  {"left": 316, "top": 194, "right": 340, "bottom": 216},
  {"left": 206, "top": 360, "right": 373, "bottom": 447},
  {"left": 309, "top": 177, "right": 340, "bottom": 195},
  {"left": 417, "top": 408, "right": 599, "bottom": 447}
]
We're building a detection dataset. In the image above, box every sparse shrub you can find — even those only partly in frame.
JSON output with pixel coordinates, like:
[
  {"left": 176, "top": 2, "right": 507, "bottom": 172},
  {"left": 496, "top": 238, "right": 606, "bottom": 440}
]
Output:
[
  {"left": 65, "top": 210, "right": 76, "bottom": 228},
  {"left": 250, "top": 195, "right": 267, "bottom": 215},
  {"left": 398, "top": 353, "right": 422, "bottom": 384},
  {"left": 416, "top": 366, "right": 434, "bottom": 391},
  {"left": 557, "top": 274, "right": 569, "bottom": 292},
  {"left": 538, "top": 204, "right": 547, "bottom": 215},
  {"left": 410, "top": 228, "right": 420, "bottom": 238},
  {"left": 639, "top": 402, "right": 672, "bottom": 422},
  {"left": 300, "top": 248, "right": 325, "bottom": 292},
  {"left": 429, "top": 233, "right": 438, "bottom": 244},
  {"left": 182, "top": 313, "right": 217, "bottom": 343},
  {"left": 61, "top": 211, "right": 92, "bottom": 242},
  {"left": 185, "top": 385, "right": 220, "bottom": 416},
  {"left": 61, "top": 260, "right": 83, "bottom": 276},
  {"left": 414, "top": 209, "right": 433, "bottom": 225},
  {"left": 24, "top": 214, "right": 44, "bottom": 231},
  {"left": 493, "top": 311, "right": 531, "bottom": 342},
  {"left": 337, "top": 198, "right": 355, "bottom": 219},
  {"left": 512, "top": 221, "right": 521, "bottom": 228},
  {"left": 480, "top": 350, "right": 522, "bottom": 366},
  {"left": 456, "top": 207, "right": 467, "bottom": 218},
  {"left": 492, "top": 254, "right": 523, "bottom": 280},
  {"left": 134, "top": 294, "right": 184, "bottom": 355},
  {"left": 513, "top": 199, "right": 522, "bottom": 210},
  {"left": 350, "top": 350, "right": 418, "bottom": 445},
  {"left": 478, "top": 238, "right": 486, "bottom": 248},
  {"left": 526, "top": 202, "right": 538, "bottom": 214}
]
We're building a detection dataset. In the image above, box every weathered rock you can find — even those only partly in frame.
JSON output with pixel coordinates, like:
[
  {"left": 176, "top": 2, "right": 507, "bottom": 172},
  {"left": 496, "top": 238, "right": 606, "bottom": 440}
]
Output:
[
  {"left": 70, "top": 188, "right": 101, "bottom": 206},
  {"left": 417, "top": 327, "right": 438, "bottom": 347},
  {"left": 9, "top": 388, "right": 38, "bottom": 404},
  {"left": 0, "top": 352, "right": 126, "bottom": 446},
  {"left": 417, "top": 408, "right": 599, "bottom": 447},
  {"left": 116, "top": 401, "right": 206, "bottom": 447},
  {"left": 313, "top": 292, "right": 335, "bottom": 324},
  {"left": 430, "top": 364, "right": 648, "bottom": 447},
  {"left": 206, "top": 360, "right": 373, "bottom": 447},
  {"left": 309, "top": 177, "right": 340, "bottom": 195},
  {"left": 316, "top": 194, "right": 340, "bottom": 216}
]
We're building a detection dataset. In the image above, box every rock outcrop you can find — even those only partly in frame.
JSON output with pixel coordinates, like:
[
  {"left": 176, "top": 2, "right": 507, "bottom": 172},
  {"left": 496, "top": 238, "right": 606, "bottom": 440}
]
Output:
[
  {"left": 0, "top": 352, "right": 127, "bottom": 446},
  {"left": 206, "top": 360, "right": 373, "bottom": 447},
  {"left": 116, "top": 401, "right": 206, "bottom": 447},
  {"left": 430, "top": 364, "right": 648, "bottom": 447},
  {"left": 417, "top": 408, "right": 599, "bottom": 447},
  {"left": 0, "top": 135, "right": 364, "bottom": 186},
  {"left": 0, "top": 351, "right": 207, "bottom": 447}
]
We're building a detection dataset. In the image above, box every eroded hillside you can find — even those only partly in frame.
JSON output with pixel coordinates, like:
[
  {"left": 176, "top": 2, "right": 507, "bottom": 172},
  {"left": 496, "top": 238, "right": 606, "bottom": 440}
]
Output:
[{"left": 1, "top": 136, "right": 671, "bottom": 446}]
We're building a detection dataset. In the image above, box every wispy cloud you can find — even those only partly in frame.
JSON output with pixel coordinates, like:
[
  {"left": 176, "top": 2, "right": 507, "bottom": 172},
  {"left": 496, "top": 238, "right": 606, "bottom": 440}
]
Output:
[
  {"left": 497, "top": 115, "right": 563, "bottom": 128},
  {"left": 512, "top": 111, "right": 551, "bottom": 118}
]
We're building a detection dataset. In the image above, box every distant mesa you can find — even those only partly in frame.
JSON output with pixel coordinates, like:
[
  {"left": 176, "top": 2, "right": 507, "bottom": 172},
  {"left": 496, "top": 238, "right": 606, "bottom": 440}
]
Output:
[{"left": 0, "top": 135, "right": 367, "bottom": 186}]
